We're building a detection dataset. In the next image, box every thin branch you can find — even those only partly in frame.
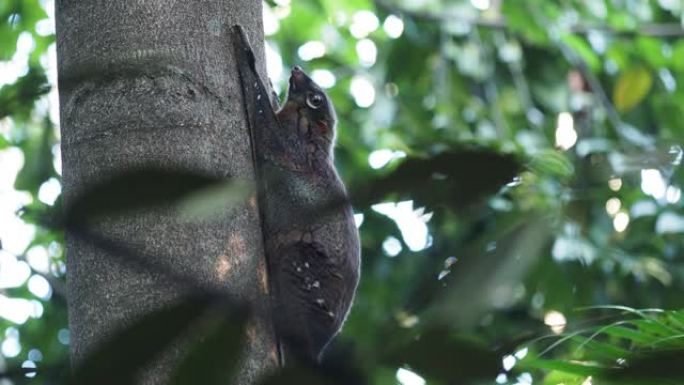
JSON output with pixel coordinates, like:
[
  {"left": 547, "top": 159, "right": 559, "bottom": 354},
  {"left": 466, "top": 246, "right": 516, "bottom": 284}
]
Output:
[
  {"left": 528, "top": 4, "right": 656, "bottom": 150},
  {"left": 557, "top": 43, "right": 623, "bottom": 130},
  {"left": 382, "top": 0, "right": 656, "bottom": 149},
  {"left": 375, "top": 0, "right": 684, "bottom": 38},
  {"left": 492, "top": 31, "right": 542, "bottom": 129},
  {"left": 567, "top": 21, "right": 684, "bottom": 38},
  {"left": 471, "top": 28, "right": 510, "bottom": 138}
]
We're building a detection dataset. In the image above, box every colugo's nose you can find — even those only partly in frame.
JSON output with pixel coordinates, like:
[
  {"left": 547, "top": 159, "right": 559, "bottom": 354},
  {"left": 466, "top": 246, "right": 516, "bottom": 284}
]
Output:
[
  {"left": 289, "top": 65, "right": 307, "bottom": 90},
  {"left": 291, "top": 66, "right": 305, "bottom": 79}
]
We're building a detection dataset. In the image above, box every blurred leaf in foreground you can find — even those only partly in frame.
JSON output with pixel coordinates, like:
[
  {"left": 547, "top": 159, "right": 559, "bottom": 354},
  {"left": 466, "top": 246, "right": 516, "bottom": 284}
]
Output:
[
  {"left": 69, "top": 294, "right": 239, "bottom": 385},
  {"left": 382, "top": 328, "right": 501, "bottom": 384},
  {"left": 169, "top": 303, "right": 248, "bottom": 385},
  {"left": 65, "top": 168, "right": 251, "bottom": 226},
  {"left": 604, "top": 349, "right": 684, "bottom": 384},
  {"left": 613, "top": 65, "right": 653, "bottom": 113},
  {"left": 0, "top": 65, "right": 49, "bottom": 121},
  {"left": 351, "top": 149, "right": 522, "bottom": 212}
]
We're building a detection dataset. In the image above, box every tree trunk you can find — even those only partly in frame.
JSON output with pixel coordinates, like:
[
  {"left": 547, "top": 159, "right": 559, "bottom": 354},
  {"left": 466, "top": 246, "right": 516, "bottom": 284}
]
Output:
[{"left": 55, "top": 1, "right": 276, "bottom": 384}]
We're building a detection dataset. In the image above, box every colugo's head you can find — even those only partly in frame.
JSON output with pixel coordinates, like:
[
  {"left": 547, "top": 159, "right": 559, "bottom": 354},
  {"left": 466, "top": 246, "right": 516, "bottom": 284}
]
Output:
[{"left": 284, "top": 66, "right": 337, "bottom": 148}]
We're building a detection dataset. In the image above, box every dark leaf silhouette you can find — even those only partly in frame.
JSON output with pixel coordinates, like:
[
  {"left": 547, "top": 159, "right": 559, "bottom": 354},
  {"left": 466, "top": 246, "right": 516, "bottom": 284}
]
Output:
[
  {"left": 65, "top": 168, "right": 249, "bottom": 225},
  {"left": 383, "top": 328, "right": 502, "bottom": 384},
  {"left": 68, "top": 294, "right": 223, "bottom": 385},
  {"left": 350, "top": 149, "right": 521, "bottom": 211},
  {"left": 0, "top": 66, "right": 49, "bottom": 121},
  {"left": 420, "top": 216, "right": 551, "bottom": 328},
  {"left": 604, "top": 349, "right": 684, "bottom": 383},
  {"left": 259, "top": 366, "right": 338, "bottom": 385},
  {"left": 258, "top": 359, "right": 366, "bottom": 385},
  {"left": 0, "top": 364, "right": 69, "bottom": 384},
  {"left": 259, "top": 343, "right": 367, "bottom": 385},
  {"left": 0, "top": 367, "right": 38, "bottom": 381},
  {"left": 169, "top": 303, "right": 248, "bottom": 385}
]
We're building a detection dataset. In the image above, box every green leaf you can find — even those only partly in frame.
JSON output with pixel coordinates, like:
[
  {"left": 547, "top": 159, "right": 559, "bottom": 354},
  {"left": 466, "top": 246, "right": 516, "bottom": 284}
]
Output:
[
  {"left": 631, "top": 319, "right": 679, "bottom": 338},
  {"left": 18, "top": 0, "right": 48, "bottom": 29},
  {"left": 606, "top": 43, "right": 630, "bottom": 70},
  {"left": 0, "top": 65, "right": 49, "bottom": 121},
  {"left": 502, "top": 0, "right": 549, "bottom": 44},
  {"left": 672, "top": 41, "right": 684, "bottom": 72},
  {"left": 636, "top": 37, "right": 667, "bottom": 68},
  {"left": 572, "top": 336, "right": 631, "bottom": 361},
  {"left": 601, "top": 325, "right": 653, "bottom": 345},
  {"left": 317, "top": 0, "right": 371, "bottom": 15},
  {"left": 613, "top": 66, "right": 653, "bottom": 113},
  {"left": 517, "top": 357, "right": 604, "bottom": 377},
  {"left": 0, "top": 24, "right": 18, "bottom": 60},
  {"left": 562, "top": 35, "right": 601, "bottom": 73},
  {"left": 14, "top": 118, "right": 54, "bottom": 193},
  {"left": 542, "top": 370, "right": 589, "bottom": 385},
  {"left": 529, "top": 150, "right": 574, "bottom": 179}
]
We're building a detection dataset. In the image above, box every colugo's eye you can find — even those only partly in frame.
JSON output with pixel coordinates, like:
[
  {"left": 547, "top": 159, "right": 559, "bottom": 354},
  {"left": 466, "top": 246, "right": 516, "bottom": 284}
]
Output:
[{"left": 306, "top": 92, "right": 324, "bottom": 109}]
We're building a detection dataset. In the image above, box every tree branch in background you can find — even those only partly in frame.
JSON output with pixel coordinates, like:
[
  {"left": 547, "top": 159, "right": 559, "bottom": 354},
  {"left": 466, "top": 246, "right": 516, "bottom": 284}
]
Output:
[
  {"left": 375, "top": 0, "right": 684, "bottom": 38},
  {"left": 377, "top": 0, "right": 660, "bottom": 149},
  {"left": 527, "top": 4, "right": 657, "bottom": 150}
]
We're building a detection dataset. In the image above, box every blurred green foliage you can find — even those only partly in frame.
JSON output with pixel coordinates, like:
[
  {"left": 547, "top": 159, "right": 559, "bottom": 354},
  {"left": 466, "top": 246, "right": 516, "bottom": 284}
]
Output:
[{"left": 2, "top": 0, "right": 684, "bottom": 384}]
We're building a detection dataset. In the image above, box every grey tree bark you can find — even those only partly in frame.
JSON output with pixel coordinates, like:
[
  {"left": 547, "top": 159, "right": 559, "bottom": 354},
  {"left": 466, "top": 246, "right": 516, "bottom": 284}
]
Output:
[{"left": 55, "top": 1, "right": 276, "bottom": 384}]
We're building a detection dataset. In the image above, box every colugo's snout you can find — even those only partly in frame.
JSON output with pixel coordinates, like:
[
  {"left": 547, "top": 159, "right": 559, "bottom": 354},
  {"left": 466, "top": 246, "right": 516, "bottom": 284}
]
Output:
[{"left": 289, "top": 65, "right": 310, "bottom": 91}]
